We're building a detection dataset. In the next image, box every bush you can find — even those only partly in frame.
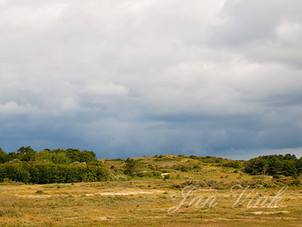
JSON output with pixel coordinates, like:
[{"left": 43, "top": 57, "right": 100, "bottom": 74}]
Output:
[
  {"left": 223, "top": 161, "right": 241, "bottom": 169},
  {"left": 136, "top": 172, "right": 153, "bottom": 178},
  {"left": 124, "top": 158, "right": 138, "bottom": 177},
  {"left": 180, "top": 165, "right": 190, "bottom": 172},
  {"left": 152, "top": 171, "right": 161, "bottom": 178},
  {"left": 163, "top": 174, "right": 170, "bottom": 180}
]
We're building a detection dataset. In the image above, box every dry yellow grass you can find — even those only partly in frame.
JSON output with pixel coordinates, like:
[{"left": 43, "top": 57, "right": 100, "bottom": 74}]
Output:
[
  {"left": 0, "top": 180, "right": 301, "bottom": 226},
  {"left": 0, "top": 155, "right": 301, "bottom": 226}
]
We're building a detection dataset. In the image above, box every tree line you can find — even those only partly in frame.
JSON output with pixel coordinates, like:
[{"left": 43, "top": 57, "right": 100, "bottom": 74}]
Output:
[
  {"left": 0, "top": 147, "right": 110, "bottom": 183},
  {"left": 0, "top": 146, "right": 96, "bottom": 164},
  {"left": 244, "top": 154, "right": 302, "bottom": 177}
]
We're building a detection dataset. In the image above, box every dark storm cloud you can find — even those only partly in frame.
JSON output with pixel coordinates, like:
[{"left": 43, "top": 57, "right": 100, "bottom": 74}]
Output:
[{"left": 0, "top": 0, "right": 301, "bottom": 159}]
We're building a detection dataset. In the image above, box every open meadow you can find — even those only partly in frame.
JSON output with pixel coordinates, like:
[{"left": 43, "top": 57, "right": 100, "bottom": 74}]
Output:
[
  {"left": 0, "top": 180, "right": 302, "bottom": 226},
  {"left": 0, "top": 155, "right": 302, "bottom": 226}
]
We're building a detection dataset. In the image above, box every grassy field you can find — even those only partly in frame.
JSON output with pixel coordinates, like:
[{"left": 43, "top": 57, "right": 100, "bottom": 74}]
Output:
[{"left": 0, "top": 155, "right": 301, "bottom": 226}]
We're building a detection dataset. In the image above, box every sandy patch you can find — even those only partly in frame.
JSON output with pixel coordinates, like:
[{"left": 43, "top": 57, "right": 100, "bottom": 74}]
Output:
[
  {"left": 92, "top": 216, "right": 116, "bottom": 221},
  {"left": 251, "top": 211, "right": 289, "bottom": 215},
  {"left": 84, "top": 189, "right": 165, "bottom": 196},
  {"left": 14, "top": 194, "right": 53, "bottom": 198},
  {"left": 197, "top": 189, "right": 218, "bottom": 192},
  {"left": 11, "top": 189, "right": 166, "bottom": 198}
]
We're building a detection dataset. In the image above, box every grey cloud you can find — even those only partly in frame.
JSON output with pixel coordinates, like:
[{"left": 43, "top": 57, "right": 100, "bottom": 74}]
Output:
[
  {"left": 210, "top": 0, "right": 302, "bottom": 68},
  {"left": 0, "top": 0, "right": 301, "bottom": 159}
]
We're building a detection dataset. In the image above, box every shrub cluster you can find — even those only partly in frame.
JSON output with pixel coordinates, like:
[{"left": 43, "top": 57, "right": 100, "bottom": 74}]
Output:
[
  {"left": 0, "top": 162, "right": 110, "bottom": 184},
  {"left": 223, "top": 161, "right": 241, "bottom": 169},
  {"left": 0, "top": 146, "right": 110, "bottom": 184}
]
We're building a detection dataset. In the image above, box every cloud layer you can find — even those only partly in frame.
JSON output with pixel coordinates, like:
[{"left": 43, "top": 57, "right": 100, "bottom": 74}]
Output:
[{"left": 1, "top": 0, "right": 302, "bottom": 159}]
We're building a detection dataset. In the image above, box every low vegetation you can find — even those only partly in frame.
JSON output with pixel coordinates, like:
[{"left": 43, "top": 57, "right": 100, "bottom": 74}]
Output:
[
  {"left": 0, "top": 147, "right": 301, "bottom": 188},
  {"left": 0, "top": 147, "right": 301, "bottom": 226}
]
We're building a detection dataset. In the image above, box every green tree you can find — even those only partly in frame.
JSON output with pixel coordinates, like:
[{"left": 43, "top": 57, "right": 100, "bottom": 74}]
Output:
[
  {"left": 244, "top": 158, "right": 268, "bottom": 175},
  {"left": 7, "top": 152, "right": 18, "bottom": 161},
  {"left": 244, "top": 154, "right": 300, "bottom": 177},
  {"left": 124, "top": 158, "right": 138, "bottom": 177},
  {"left": 0, "top": 163, "right": 30, "bottom": 183},
  {"left": 36, "top": 149, "right": 53, "bottom": 162},
  {"left": 296, "top": 157, "right": 302, "bottom": 174},
  {"left": 79, "top": 150, "right": 96, "bottom": 163},
  {"left": 282, "top": 160, "right": 297, "bottom": 176},
  {"left": 0, "top": 148, "right": 9, "bottom": 163},
  {"left": 268, "top": 157, "right": 283, "bottom": 175},
  {"left": 66, "top": 148, "right": 81, "bottom": 162},
  {"left": 17, "top": 146, "right": 37, "bottom": 161},
  {"left": 51, "top": 152, "right": 71, "bottom": 164},
  {"left": 284, "top": 154, "right": 297, "bottom": 161}
]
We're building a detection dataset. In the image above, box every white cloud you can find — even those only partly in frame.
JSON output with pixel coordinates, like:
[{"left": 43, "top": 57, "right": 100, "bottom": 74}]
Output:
[
  {"left": 0, "top": 0, "right": 301, "bottom": 158},
  {"left": 84, "top": 82, "right": 129, "bottom": 97},
  {"left": 61, "top": 97, "right": 79, "bottom": 112},
  {"left": 0, "top": 101, "right": 34, "bottom": 115}
]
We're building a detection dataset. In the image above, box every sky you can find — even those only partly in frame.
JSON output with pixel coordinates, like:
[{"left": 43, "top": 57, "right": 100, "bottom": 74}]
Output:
[{"left": 1, "top": 0, "right": 302, "bottom": 159}]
